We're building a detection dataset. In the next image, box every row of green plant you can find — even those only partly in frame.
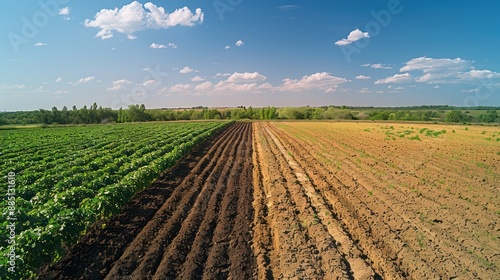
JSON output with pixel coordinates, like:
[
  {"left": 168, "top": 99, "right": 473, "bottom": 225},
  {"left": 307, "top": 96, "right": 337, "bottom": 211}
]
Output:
[{"left": 0, "top": 121, "right": 230, "bottom": 278}]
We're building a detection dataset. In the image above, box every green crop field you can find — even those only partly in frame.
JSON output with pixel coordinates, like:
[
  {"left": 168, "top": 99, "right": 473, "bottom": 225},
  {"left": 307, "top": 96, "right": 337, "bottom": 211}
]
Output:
[{"left": 0, "top": 121, "right": 230, "bottom": 278}]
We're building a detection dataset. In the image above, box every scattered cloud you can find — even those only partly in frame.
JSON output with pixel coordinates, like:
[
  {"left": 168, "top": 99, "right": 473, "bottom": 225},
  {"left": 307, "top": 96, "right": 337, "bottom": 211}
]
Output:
[
  {"left": 34, "top": 42, "right": 47, "bottom": 46},
  {"left": 279, "top": 72, "right": 350, "bottom": 92},
  {"left": 227, "top": 72, "right": 266, "bottom": 83},
  {"left": 0, "top": 84, "right": 26, "bottom": 90},
  {"left": 335, "top": 29, "right": 369, "bottom": 46},
  {"left": 84, "top": 1, "right": 204, "bottom": 40},
  {"left": 375, "top": 73, "right": 412, "bottom": 84},
  {"left": 400, "top": 57, "right": 469, "bottom": 73},
  {"left": 150, "top": 43, "right": 167, "bottom": 49},
  {"left": 167, "top": 43, "right": 177, "bottom": 48},
  {"left": 434, "top": 85, "right": 440, "bottom": 88},
  {"left": 278, "top": 5, "right": 302, "bottom": 11},
  {"left": 461, "top": 89, "right": 479, "bottom": 93},
  {"left": 142, "top": 79, "right": 158, "bottom": 87},
  {"left": 127, "top": 34, "right": 137, "bottom": 40},
  {"left": 59, "top": 7, "right": 71, "bottom": 20},
  {"left": 59, "top": 7, "right": 70, "bottom": 15},
  {"left": 225, "top": 45, "right": 230, "bottom": 49},
  {"left": 54, "top": 90, "right": 70, "bottom": 94},
  {"left": 210, "top": 81, "right": 257, "bottom": 95},
  {"left": 355, "top": 75, "right": 371, "bottom": 80},
  {"left": 107, "top": 79, "right": 133, "bottom": 91},
  {"left": 169, "top": 83, "right": 192, "bottom": 93},
  {"left": 179, "top": 66, "right": 194, "bottom": 74},
  {"left": 195, "top": 81, "right": 213, "bottom": 91},
  {"left": 362, "top": 63, "right": 392, "bottom": 70},
  {"left": 192, "top": 76, "right": 204, "bottom": 82},
  {"left": 236, "top": 40, "right": 244, "bottom": 47},
  {"left": 55, "top": 77, "right": 63, "bottom": 83},
  {"left": 400, "top": 57, "right": 500, "bottom": 84},
  {"left": 215, "top": 73, "right": 231, "bottom": 78},
  {"left": 75, "top": 76, "right": 96, "bottom": 85},
  {"left": 359, "top": 88, "right": 372, "bottom": 94}
]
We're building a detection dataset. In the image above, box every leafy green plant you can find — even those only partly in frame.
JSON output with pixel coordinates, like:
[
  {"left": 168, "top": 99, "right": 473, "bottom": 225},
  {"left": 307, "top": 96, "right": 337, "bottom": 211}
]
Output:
[{"left": 0, "top": 121, "right": 231, "bottom": 278}]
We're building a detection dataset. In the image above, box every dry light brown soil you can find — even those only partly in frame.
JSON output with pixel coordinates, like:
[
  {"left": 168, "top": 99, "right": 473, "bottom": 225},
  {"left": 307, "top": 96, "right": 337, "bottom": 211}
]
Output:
[{"left": 40, "top": 121, "right": 499, "bottom": 279}]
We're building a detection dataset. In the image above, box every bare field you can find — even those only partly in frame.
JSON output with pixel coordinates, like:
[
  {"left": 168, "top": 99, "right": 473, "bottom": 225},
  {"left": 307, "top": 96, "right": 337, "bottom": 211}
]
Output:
[
  {"left": 254, "top": 121, "right": 499, "bottom": 279},
  {"left": 41, "top": 121, "right": 499, "bottom": 279}
]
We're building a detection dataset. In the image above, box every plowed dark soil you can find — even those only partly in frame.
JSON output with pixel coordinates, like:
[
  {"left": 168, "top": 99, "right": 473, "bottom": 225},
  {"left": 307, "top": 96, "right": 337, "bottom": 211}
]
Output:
[{"left": 39, "top": 122, "right": 256, "bottom": 279}]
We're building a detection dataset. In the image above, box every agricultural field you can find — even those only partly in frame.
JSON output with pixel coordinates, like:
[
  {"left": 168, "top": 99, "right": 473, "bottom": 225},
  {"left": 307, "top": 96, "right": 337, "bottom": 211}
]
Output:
[
  {"left": 252, "top": 122, "right": 499, "bottom": 279},
  {"left": 0, "top": 121, "right": 230, "bottom": 278},
  {"left": 2, "top": 121, "right": 499, "bottom": 279}
]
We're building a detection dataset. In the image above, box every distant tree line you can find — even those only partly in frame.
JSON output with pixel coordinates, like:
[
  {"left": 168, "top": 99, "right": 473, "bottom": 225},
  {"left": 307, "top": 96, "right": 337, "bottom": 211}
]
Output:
[{"left": 0, "top": 104, "right": 499, "bottom": 126}]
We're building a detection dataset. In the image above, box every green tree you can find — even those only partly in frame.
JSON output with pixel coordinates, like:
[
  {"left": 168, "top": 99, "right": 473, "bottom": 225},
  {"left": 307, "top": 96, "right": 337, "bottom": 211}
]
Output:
[{"left": 444, "top": 110, "right": 465, "bottom": 122}]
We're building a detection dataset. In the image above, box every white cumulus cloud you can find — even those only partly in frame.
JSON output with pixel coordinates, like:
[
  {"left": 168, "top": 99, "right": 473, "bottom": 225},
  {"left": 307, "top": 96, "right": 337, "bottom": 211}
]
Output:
[
  {"left": 362, "top": 63, "right": 392, "bottom": 70},
  {"left": 335, "top": 29, "right": 369, "bottom": 46},
  {"left": 59, "top": 7, "right": 70, "bottom": 15},
  {"left": 195, "top": 81, "right": 212, "bottom": 91},
  {"left": 279, "top": 72, "right": 350, "bottom": 92},
  {"left": 179, "top": 66, "right": 194, "bottom": 74},
  {"left": 192, "top": 76, "right": 204, "bottom": 82},
  {"left": 150, "top": 43, "right": 167, "bottom": 49},
  {"left": 355, "top": 75, "right": 371, "bottom": 80},
  {"left": 75, "top": 76, "right": 96, "bottom": 85},
  {"left": 34, "top": 42, "right": 47, "bottom": 46},
  {"left": 108, "top": 79, "right": 133, "bottom": 91},
  {"left": 142, "top": 79, "right": 160, "bottom": 88},
  {"left": 400, "top": 57, "right": 500, "bottom": 85},
  {"left": 59, "top": 7, "right": 71, "bottom": 20},
  {"left": 375, "top": 73, "right": 412, "bottom": 84},
  {"left": 84, "top": 1, "right": 204, "bottom": 40},
  {"left": 227, "top": 72, "right": 266, "bottom": 83},
  {"left": 169, "top": 83, "right": 192, "bottom": 93},
  {"left": 235, "top": 40, "right": 244, "bottom": 47}
]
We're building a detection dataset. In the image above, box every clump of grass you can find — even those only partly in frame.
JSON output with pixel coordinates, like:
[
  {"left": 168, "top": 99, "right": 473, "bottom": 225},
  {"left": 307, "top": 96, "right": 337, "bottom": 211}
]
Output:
[
  {"left": 481, "top": 131, "right": 487, "bottom": 134},
  {"left": 409, "top": 135, "right": 421, "bottom": 141},
  {"left": 388, "top": 184, "right": 395, "bottom": 189},
  {"left": 452, "top": 130, "right": 456, "bottom": 133},
  {"left": 368, "top": 191, "right": 373, "bottom": 196},
  {"left": 425, "top": 129, "right": 446, "bottom": 137},
  {"left": 465, "top": 127, "right": 469, "bottom": 131},
  {"left": 419, "top": 128, "right": 428, "bottom": 134},
  {"left": 416, "top": 232, "right": 426, "bottom": 248}
]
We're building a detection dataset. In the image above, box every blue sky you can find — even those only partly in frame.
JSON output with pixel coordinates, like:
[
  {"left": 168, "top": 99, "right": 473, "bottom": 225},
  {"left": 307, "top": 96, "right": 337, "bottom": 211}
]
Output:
[{"left": 1, "top": 0, "right": 500, "bottom": 111}]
